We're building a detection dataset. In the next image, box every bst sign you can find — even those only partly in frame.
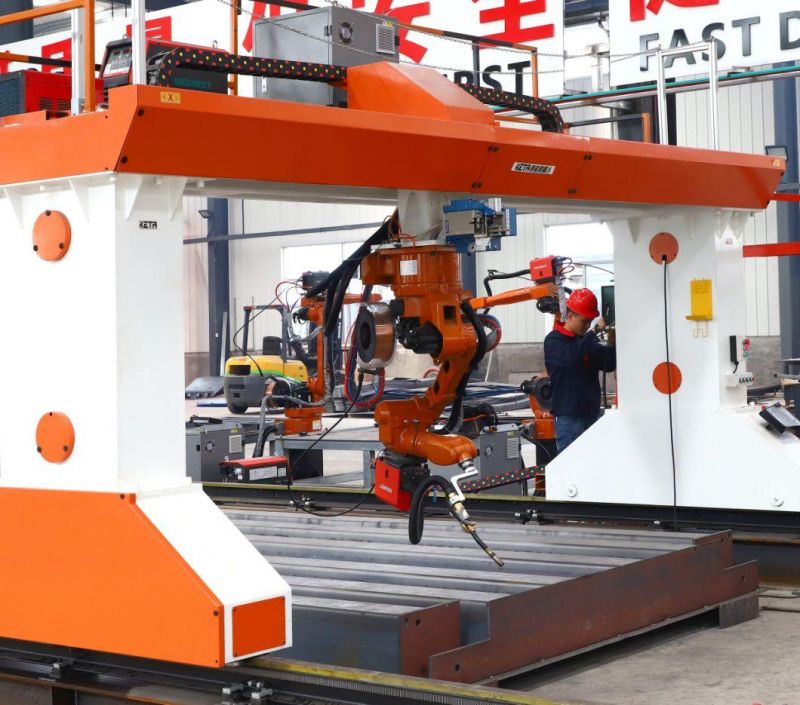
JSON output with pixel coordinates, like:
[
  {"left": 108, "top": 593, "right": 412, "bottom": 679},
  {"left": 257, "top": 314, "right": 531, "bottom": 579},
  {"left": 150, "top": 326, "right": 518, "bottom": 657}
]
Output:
[
  {"left": 610, "top": 0, "right": 800, "bottom": 86},
  {"left": 0, "top": 0, "right": 564, "bottom": 98}
]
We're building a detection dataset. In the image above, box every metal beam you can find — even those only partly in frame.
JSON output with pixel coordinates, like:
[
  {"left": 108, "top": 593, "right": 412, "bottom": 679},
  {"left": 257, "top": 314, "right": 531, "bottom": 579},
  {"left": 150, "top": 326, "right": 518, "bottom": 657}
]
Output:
[
  {"left": 224, "top": 508, "right": 757, "bottom": 684},
  {"left": 184, "top": 221, "right": 384, "bottom": 245},
  {"left": 774, "top": 72, "right": 800, "bottom": 359},
  {"left": 206, "top": 199, "right": 230, "bottom": 376}
]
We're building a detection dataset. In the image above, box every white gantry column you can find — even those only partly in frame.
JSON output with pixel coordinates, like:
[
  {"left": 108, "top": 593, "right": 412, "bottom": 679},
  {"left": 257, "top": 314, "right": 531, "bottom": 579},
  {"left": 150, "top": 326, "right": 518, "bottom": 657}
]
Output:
[
  {"left": 547, "top": 208, "right": 800, "bottom": 512},
  {"left": 0, "top": 173, "right": 290, "bottom": 667}
]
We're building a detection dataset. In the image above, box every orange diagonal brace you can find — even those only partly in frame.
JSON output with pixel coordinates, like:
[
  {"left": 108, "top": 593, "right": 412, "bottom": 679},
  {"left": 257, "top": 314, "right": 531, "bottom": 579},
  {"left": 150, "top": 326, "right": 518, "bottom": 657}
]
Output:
[{"left": 469, "top": 283, "right": 556, "bottom": 310}]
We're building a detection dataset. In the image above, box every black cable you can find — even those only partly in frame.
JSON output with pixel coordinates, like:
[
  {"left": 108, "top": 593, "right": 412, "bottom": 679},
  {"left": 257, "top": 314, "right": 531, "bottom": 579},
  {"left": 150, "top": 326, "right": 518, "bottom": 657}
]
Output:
[
  {"left": 482, "top": 267, "right": 530, "bottom": 314},
  {"left": 318, "top": 217, "right": 395, "bottom": 394},
  {"left": 284, "top": 375, "right": 376, "bottom": 518},
  {"left": 442, "top": 301, "right": 489, "bottom": 433},
  {"left": 253, "top": 424, "right": 278, "bottom": 459},
  {"left": 408, "top": 475, "right": 458, "bottom": 544},
  {"left": 573, "top": 261, "right": 615, "bottom": 276},
  {"left": 408, "top": 473, "right": 504, "bottom": 566},
  {"left": 662, "top": 259, "right": 679, "bottom": 531},
  {"left": 311, "top": 215, "right": 395, "bottom": 301},
  {"left": 519, "top": 425, "right": 554, "bottom": 463}
]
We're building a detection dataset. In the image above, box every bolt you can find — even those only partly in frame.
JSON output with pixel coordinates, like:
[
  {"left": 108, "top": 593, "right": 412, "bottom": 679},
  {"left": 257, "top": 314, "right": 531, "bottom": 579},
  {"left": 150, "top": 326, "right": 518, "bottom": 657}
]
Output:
[
  {"left": 62, "top": 445, "right": 68, "bottom": 452},
  {"left": 137, "top": 108, "right": 145, "bottom": 116},
  {"left": 120, "top": 156, "right": 129, "bottom": 164}
]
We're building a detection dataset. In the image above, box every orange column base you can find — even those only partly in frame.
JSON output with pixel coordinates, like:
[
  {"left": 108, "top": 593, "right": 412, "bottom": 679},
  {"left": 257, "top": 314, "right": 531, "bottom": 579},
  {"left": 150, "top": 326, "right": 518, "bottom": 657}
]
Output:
[{"left": 0, "top": 488, "right": 273, "bottom": 667}]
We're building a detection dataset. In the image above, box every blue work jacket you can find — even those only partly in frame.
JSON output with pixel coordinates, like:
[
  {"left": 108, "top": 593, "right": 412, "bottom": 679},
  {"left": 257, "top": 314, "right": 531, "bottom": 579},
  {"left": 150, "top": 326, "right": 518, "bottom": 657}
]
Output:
[{"left": 543, "top": 323, "right": 616, "bottom": 417}]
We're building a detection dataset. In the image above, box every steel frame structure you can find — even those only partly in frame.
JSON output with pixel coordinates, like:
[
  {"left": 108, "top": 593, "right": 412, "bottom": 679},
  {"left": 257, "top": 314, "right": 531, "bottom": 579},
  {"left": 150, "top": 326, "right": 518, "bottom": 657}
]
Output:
[{"left": 0, "top": 16, "right": 787, "bottom": 669}]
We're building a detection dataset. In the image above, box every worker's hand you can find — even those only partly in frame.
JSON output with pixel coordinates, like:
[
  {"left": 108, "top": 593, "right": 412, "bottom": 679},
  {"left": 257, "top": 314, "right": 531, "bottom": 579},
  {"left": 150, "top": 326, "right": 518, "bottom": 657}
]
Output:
[
  {"left": 607, "top": 327, "right": 616, "bottom": 347},
  {"left": 593, "top": 318, "right": 607, "bottom": 333}
]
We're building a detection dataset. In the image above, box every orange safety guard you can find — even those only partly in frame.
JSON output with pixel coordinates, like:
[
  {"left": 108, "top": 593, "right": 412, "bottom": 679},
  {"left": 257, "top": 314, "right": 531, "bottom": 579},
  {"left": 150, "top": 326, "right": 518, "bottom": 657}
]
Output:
[
  {"left": 0, "top": 488, "right": 226, "bottom": 667},
  {"left": 0, "top": 65, "right": 783, "bottom": 210}
]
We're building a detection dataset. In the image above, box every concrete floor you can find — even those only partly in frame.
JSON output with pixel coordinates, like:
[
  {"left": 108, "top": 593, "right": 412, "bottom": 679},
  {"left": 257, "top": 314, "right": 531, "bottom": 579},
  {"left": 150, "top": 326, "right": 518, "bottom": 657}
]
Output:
[
  {"left": 188, "top": 400, "right": 800, "bottom": 705},
  {"left": 513, "top": 602, "right": 800, "bottom": 705}
]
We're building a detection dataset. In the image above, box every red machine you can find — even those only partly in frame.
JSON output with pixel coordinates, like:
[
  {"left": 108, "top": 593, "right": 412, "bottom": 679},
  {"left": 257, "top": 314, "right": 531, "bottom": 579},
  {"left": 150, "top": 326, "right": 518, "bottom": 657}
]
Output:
[{"left": 0, "top": 70, "right": 103, "bottom": 118}]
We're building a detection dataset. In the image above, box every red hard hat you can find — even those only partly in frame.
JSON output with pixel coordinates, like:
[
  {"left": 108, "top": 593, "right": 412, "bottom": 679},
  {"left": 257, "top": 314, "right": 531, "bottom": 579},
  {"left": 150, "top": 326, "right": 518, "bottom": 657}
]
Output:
[{"left": 566, "top": 288, "right": 599, "bottom": 320}]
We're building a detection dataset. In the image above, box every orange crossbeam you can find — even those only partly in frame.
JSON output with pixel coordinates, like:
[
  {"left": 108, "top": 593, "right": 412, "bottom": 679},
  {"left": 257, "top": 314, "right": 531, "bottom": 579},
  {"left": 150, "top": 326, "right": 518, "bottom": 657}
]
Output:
[
  {"left": 743, "top": 243, "right": 800, "bottom": 258},
  {"left": 0, "top": 70, "right": 784, "bottom": 207},
  {"left": 773, "top": 193, "right": 800, "bottom": 202}
]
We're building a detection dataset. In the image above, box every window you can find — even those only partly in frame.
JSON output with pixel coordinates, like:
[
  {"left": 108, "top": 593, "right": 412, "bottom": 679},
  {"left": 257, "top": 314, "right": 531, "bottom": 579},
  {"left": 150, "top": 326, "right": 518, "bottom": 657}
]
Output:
[
  {"left": 281, "top": 242, "right": 391, "bottom": 344},
  {"left": 545, "top": 221, "right": 614, "bottom": 321}
]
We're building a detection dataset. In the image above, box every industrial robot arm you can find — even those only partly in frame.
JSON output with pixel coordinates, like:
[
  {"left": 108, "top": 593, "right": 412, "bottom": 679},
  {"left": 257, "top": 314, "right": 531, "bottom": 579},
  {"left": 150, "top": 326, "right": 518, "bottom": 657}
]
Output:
[{"left": 356, "top": 247, "right": 568, "bottom": 566}]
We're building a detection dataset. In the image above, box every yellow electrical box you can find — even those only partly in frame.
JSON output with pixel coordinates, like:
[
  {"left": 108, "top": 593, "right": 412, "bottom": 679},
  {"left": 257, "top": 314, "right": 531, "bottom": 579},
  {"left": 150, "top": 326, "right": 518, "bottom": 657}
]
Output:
[{"left": 686, "top": 279, "right": 713, "bottom": 321}]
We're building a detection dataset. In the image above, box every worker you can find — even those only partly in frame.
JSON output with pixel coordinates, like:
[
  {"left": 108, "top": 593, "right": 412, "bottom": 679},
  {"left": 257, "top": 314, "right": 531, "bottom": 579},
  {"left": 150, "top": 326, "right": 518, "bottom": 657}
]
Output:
[{"left": 544, "top": 288, "right": 616, "bottom": 452}]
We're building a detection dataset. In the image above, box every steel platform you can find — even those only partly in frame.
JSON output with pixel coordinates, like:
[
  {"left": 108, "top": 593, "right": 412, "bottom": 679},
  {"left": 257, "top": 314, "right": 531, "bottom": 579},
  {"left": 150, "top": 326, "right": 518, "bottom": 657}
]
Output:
[{"left": 225, "top": 507, "right": 759, "bottom": 684}]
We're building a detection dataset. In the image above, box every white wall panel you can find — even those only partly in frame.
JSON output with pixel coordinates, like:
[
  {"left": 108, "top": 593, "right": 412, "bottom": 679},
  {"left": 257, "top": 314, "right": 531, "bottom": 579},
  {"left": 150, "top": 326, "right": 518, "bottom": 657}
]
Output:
[{"left": 676, "top": 82, "right": 779, "bottom": 337}]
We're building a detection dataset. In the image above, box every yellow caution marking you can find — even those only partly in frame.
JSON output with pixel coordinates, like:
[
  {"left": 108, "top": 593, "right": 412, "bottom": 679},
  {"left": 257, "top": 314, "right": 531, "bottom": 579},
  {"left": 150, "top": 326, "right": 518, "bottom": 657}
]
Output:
[{"left": 160, "top": 91, "right": 181, "bottom": 104}]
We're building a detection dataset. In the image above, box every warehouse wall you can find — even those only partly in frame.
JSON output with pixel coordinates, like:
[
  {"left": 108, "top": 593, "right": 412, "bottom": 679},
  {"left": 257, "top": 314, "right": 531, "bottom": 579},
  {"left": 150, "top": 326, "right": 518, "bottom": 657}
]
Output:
[
  {"left": 675, "top": 82, "right": 780, "bottom": 338},
  {"left": 227, "top": 200, "right": 394, "bottom": 346}
]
